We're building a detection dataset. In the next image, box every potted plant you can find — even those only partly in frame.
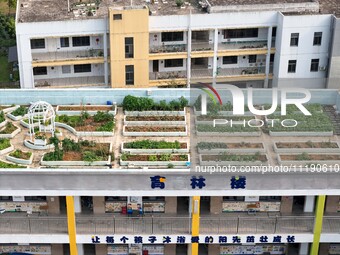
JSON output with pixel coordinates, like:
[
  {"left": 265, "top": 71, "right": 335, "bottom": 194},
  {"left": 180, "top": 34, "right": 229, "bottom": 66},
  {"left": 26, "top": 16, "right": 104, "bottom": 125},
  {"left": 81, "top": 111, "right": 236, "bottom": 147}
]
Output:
[{"left": 176, "top": 0, "right": 184, "bottom": 7}]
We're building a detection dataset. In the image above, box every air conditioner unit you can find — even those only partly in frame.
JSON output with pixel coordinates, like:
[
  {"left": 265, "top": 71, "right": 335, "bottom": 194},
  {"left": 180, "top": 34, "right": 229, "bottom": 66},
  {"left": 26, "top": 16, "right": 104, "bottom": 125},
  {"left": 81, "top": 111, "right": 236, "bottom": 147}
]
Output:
[{"left": 319, "top": 66, "right": 327, "bottom": 71}]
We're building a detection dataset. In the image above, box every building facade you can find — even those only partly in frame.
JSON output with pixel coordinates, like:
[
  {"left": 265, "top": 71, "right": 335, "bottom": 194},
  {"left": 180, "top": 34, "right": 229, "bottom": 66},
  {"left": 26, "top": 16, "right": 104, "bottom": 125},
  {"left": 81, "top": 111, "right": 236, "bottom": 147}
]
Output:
[{"left": 15, "top": 0, "right": 340, "bottom": 89}]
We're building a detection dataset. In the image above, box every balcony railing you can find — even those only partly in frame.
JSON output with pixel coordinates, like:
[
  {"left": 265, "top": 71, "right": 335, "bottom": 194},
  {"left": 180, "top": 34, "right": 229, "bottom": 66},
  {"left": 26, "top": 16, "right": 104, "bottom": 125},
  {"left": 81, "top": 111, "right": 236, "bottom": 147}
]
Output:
[
  {"left": 34, "top": 76, "right": 105, "bottom": 87},
  {"left": 4, "top": 215, "right": 340, "bottom": 235},
  {"left": 200, "top": 216, "right": 315, "bottom": 234},
  {"left": 218, "top": 39, "right": 276, "bottom": 51},
  {"left": 149, "top": 44, "right": 187, "bottom": 54},
  {"left": 191, "top": 43, "right": 213, "bottom": 52},
  {"left": 32, "top": 49, "right": 104, "bottom": 62},
  {"left": 149, "top": 71, "right": 187, "bottom": 80}
]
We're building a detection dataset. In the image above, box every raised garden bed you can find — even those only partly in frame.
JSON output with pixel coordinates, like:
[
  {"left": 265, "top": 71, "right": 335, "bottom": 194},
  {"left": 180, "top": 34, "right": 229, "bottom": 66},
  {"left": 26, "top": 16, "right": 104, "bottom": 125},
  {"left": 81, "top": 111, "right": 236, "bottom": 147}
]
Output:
[
  {"left": 7, "top": 106, "right": 28, "bottom": 121},
  {"left": 0, "top": 122, "right": 21, "bottom": 138},
  {"left": 56, "top": 104, "right": 117, "bottom": 116},
  {"left": 274, "top": 141, "right": 340, "bottom": 153},
  {"left": 0, "top": 138, "right": 14, "bottom": 155},
  {"left": 199, "top": 153, "right": 268, "bottom": 166},
  {"left": 0, "top": 160, "right": 26, "bottom": 168},
  {"left": 122, "top": 140, "right": 189, "bottom": 154},
  {"left": 196, "top": 124, "right": 261, "bottom": 137},
  {"left": 24, "top": 140, "right": 55, "bottom": 150},
  {"left": 0, "top": 105, "right": 19, "bottom": 114},
  {"left": 56, "top": 111, "right": 114, "bottom": 137},
  {"left": 120, "top": 153, "right": 190, "bottom": 166},
  {"left": 269, "top": 131, "right": 333, "bottom": 137},
  {"left": 278, "top": 153, "right": 340, "bottom": 166},
  {"left": 124, "top": 115, "right": 186, "bottom": 125},
  {"left": 123, "top": 95, "right": 187, "bottom": 116},
  {"left": 41, "top": 139, "right": 112, "bottom": 166},
  {"left": 123, "top": 125, "right": 187, "bottom": 137},
  {"left": 197, "top": 142, "right": 265, "bottom": 153},
  {"left": 6, "top": 149, "right": 33, "bottom": 165},
  {"left": 0, "top": 111, "right": 7, "bottom": 129}
]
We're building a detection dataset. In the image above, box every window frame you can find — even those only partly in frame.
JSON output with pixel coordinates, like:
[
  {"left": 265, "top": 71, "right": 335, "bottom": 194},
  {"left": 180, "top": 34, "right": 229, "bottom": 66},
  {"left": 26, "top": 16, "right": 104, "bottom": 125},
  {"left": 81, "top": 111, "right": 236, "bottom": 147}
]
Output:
[
  {"left": 125, "top": 37, "right": 134, "bottom": 58},
  {"left": 164, "top": 59, "right": 184, "bottom": 68},
  {"left": 60, "top": 37, "right": 70, "bottom": 48},
  {"left": 74, "top": 64, "right": 91, "bottom": 73},
  {"left": 310, "top": 59, "right": 319, "bottom": 72},
  {"left": 33, "top": 66, "right": 47, "bottom": 76},
  {"left": 30, "top": 39, "right": 45, "bottom": 49},
  {"left": 288, "top": 60, "right": 297, "bottom": 73},
  {"left": 222, "top": 56, "right": 238, "bottom": 65},
  {"left": 125, "top": 65, "right": 134, "bottom": 85},
  {"left": 161, "top": 32, "right": 184, "bottom": 42},
  {"left": 313, "top": 32, "right": 322, "bottom": 46},
  {"left": 290, "top": 33, "right": 299, "bottom": 47},
  {"left": 72, "top": 36, "right": 90, "bottom": 47}
]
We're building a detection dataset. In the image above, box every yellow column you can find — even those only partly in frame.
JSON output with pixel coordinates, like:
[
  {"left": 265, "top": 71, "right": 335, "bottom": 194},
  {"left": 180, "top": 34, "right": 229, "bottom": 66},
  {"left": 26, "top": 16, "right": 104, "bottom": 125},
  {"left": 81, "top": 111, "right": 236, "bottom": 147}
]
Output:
[
  {"left": 310, "top": 195, "right": 326, "bottom": 255},
  {"left": 191, "top": 196, "right": 200, "bottom": 255},
  {"left": 66, "top": 196, "right": 78, "bottom": 255}
]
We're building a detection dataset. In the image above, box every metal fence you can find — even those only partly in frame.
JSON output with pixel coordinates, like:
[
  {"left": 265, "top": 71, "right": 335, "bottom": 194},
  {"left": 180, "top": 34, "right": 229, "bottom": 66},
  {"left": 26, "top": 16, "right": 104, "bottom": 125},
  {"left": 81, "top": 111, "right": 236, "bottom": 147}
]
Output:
[
  {"left": 5, "top": 215, "right": 340, "bottom": 235},
  {"left": 200, "top": 216, "right": 315, "bottom": 234}
]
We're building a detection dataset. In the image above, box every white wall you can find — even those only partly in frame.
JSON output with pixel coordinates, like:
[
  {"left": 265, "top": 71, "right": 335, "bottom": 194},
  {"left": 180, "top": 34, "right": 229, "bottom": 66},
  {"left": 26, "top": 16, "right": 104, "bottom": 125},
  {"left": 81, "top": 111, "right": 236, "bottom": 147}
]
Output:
[
  {"left": 16, "top": 19, "right": 107, "bottom": 88},
  {"left": 276, "top": 14, "right": 332, "bottom": 80}
]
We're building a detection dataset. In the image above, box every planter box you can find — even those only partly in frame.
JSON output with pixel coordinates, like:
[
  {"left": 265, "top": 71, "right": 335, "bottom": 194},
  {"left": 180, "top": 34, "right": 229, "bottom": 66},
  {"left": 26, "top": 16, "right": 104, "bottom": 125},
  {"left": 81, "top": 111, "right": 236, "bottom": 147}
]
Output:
[
  {"left": 273, "top": 142, "right": 340, "bottom": 154},
  {"left": 41, "top": 154, "right": 111, "bottom": 166},
  {"left": 55, "top": 122, "right": 114, "bottom": 137},
  {"left": 0, "top": 144, "right": 14, "bottom": 155},
  {"left": 194, "top": 116, "right": 258, "bottom": 125},
  {"left": 120, "top": 155, "right": 190, "bottom": 167},
  {"left": 24, "top": 140, "right": 55, "bottom": 150},
  {"left": 6, "top": 112, "right": 27, "bottom": 121},
  {"left": 123, "top": 115, "right": 186, "bottom": 126},
  {"left": 199, "top": 154, "right": 268, "bottom": 166},
  {"left": 193, "top": 107, "right": 254, "bottom": 116},
  {"left": 277, "top": 154, "right": 340, "bottom": 166},
  {"left": 0, "top": 105, "right": 19, "bottom": 114},
  {"left": 0, "top": 125, "right": 21, "bottom": 138},
  {"left": 121, "top": 142, "right": 189, "bottom": 154},
  {"left": 34, "top": 139, "right": 47, "bottom": 146},
  {"left": 124, "top": 108, "right": 186, "bottom": 116},
  {"left": 269, "top": 131, "right": 333, "bottom": 137},
  {"left": 6, "top": 153, "right": 33, "bottom": 165},
  {"left": 56, "top": 104, "right": 117, "bottom": 116},
  {"left": 198, "top": 143, "right": 265, "bottom": 154},
  {"left": 0, "top": 120, "right": 8, "bottom": 129},
  {"left": 123, "top": 125, "right": 187, "bottom": 137},
  {"left": 196, "top": 130, "right": 261, "bottom": 137},
  {"left": 20, "top": 119, "right": 39, "bottom": 128}
]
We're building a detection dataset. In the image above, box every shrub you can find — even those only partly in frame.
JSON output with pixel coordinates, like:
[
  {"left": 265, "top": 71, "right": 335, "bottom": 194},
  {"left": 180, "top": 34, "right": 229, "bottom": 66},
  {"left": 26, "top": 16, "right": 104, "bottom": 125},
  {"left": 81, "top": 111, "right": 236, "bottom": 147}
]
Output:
[
  {"left": 96, "top": 121, "right": 114, "bottom": 132},
  {"left": 296, "top": 152, "right": 311, "bottom": 161},
  {"left": 43, "top": 150, "right": 63, "bottom": 161},
  {"left": 93, "top": 111, "right": 114, "bottom": 122},
  {"left": 176, "top": 0, "right": 184, "bottom": 6},
  {"left": 0, "top": 111, "right": 4, "bottom": 123},
  {"left": 122, "top": 95, "right": 186, "bottom": 111},
  {"left": 121, "top": 153, "right": 129, "bottom": 161},
  {"left": 167, "top": 163, "right": 174, "bottom": 168},
  {"left": 62, "top": 138, "right": 81, "bottom": 152},
  {"left": 159, "top": 154, "right": 171, "bottom": 161},
  {"left": 0, "top": 138, "right": 11, "bottom": 150},
  {"left": 124, "top": 140, "right": 181, "bottom": 149},
  {"left": 0, "top": 122, "right": 16, "bottom": 134},
  {"left": 82, "top": 151, "right": 100, "bottom": 162},
  {"left": 11, "top": 106, "right": 27, "bottom": 117},
  {"left": 10, "top": 150, "right": 32, "bottom": 159},
  {"left": 148, "top": 155, "right": 158, "bottom": 161}
]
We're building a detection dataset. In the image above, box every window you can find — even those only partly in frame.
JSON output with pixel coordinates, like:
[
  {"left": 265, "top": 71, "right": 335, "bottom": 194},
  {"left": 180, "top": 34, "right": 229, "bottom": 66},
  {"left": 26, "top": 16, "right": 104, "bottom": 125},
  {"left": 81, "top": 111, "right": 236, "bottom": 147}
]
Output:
[
  {"left": 223, "top": 28, "right": 258, "bottom": 39},
  {"left": 272, "top": 27, "right": 277, "bottom": 37},
  {"left": 60, "top": 37, "right": 69, "bottom": 48},
  {"left": 164, "top": 59, "right": 183, "bottom": 68},
  {"left": 33, "top": 67, "right": 47, "bottom": 76},
  {"left": 105, "top": 196, "right": 127, "bottom": 201},
  {"left": 113, "top": 14, "right": 122, "bottom": 20},
  {"left": 30, "top": 39, "right": 45, "bottom": 49},
  {"left": 223, "top": 56, "right": 238, "bottom": 65},
  {"left": 310, "top": 59, "right": 319, "bottom": 72},
  {"left": 125, "top": 65, "right": 134, "bottom": 85},
  {"left": 161, "top": 32, "right": 184, "bottom": 42},
  {"left": 259, "top": 196, "right": 281, "bottom": 201},
  {"left": 290, "top": 33, "right": 299, "bottom": 46},
  {"left": 288, "top": 60, "right": 297, "bottom": 73},
  {"left": 249, "top": 55, "right": 257, "bottom": 63},
  {"left": 313, "top": 32, "right": 322, "bottom": 46},
  {"left": 25, "top": 196, "right": 46, "bottom": 201},
  {"left": 62, "top": 65, "right": 71, "bottom": 74},
  {"left": 270, "top": 54, "right": 275, "bottom": 62},
  {"left": 72, "top": 36, "right": 90, "bottom": 47},
  {"left": 125, "top": 37, "right": 134, "bottom": 58},
  {"left": 74, "top": 64, "right": 91, "bottom": 73}
]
